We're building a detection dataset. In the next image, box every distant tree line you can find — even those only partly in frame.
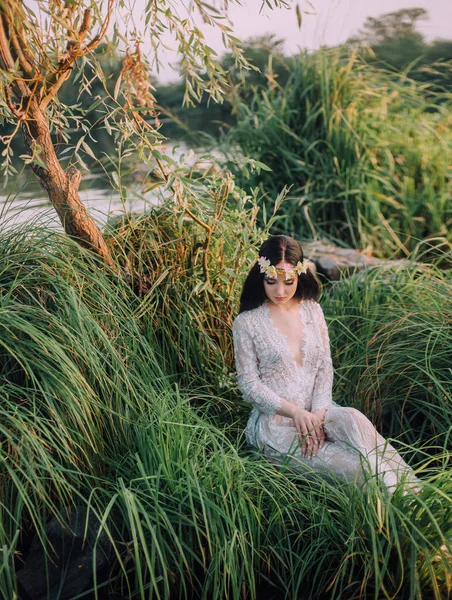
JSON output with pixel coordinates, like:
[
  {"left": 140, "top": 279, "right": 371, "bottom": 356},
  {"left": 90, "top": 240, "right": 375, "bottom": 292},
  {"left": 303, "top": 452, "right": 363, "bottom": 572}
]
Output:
[
  {"left": 2, "top": 7, "right": 450, "bottom": 168},
  {"left": 347, "top": 8, "right": 452, "bottom": 93},
  {"left": 158, "top": 8, "right": 452, "bottom": 140}
]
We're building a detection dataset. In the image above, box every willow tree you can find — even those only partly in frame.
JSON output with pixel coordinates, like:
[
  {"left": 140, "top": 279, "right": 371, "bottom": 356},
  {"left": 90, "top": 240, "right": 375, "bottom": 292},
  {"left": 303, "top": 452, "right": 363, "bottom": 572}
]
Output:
[{"left": 0, "top": 0, "right": 292, "bottom": 266}]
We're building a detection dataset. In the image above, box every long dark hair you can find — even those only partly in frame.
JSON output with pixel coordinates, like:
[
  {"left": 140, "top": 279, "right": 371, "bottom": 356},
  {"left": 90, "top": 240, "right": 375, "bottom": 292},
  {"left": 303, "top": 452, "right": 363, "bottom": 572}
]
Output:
[{"left": 239, "top": 235, "right": 320, "bottom": 313}]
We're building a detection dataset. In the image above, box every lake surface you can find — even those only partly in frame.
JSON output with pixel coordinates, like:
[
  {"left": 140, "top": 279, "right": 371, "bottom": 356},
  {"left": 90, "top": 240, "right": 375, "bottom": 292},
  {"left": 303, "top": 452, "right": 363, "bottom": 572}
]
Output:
[
  {"left": 0, "top": 174, "right": 157, "bottom": 232},
  {"left": 0, "top": 142, "right": 219, "bottom": 232}
]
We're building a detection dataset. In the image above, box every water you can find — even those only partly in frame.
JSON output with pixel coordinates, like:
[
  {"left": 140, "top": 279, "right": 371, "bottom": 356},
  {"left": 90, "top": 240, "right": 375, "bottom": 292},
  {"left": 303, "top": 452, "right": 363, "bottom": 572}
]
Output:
[
  {"left": 0, "top": 142, "right": 220, "bottom": 232},
  {"left": 0, "top": 174, "right": 159, "bottom": 232}
]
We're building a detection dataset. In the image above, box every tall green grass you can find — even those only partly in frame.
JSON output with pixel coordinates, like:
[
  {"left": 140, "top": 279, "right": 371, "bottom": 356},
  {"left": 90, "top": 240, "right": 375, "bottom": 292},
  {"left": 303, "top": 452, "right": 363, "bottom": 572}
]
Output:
[
  {"left": 322, "top": 248, "right": 452, "bottom": 451},
  {"left": 0, "top": 212, "right": 451, "bottom": 598},
  {"left": 221, "top": 46, "right": 452, "bottom": 262},
  {"left": 104, "top": 178, "right": 285, "bottom": 395}
]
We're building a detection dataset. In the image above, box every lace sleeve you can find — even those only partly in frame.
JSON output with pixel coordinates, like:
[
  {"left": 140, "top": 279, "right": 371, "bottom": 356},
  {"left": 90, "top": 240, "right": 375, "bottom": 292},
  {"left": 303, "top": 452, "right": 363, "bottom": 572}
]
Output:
[
  {"left": 311, "top": 302, "right": 334, "bottom": 412},
  {"left": 232, "top": 315, "right": 282, "bottom": 416}
]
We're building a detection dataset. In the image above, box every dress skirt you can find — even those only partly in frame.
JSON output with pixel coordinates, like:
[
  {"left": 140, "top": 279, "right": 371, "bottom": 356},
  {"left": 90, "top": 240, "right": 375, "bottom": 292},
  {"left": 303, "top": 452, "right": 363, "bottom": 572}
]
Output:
[{"left": 252, "top": 405, "right": 420, "bottom": 493}]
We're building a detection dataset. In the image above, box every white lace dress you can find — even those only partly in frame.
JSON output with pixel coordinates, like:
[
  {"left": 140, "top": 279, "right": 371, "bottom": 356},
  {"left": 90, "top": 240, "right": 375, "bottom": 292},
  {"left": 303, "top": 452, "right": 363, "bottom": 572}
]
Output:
[{"left": 232, "top": 299, "right": 420, "bottom": 492}]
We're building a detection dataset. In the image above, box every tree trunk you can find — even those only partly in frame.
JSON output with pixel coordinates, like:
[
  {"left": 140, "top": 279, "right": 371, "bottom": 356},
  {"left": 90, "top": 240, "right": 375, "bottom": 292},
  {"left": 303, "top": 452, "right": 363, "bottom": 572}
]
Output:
[{"left": 21, "top": 97, "right": 115, "bottom": 268}]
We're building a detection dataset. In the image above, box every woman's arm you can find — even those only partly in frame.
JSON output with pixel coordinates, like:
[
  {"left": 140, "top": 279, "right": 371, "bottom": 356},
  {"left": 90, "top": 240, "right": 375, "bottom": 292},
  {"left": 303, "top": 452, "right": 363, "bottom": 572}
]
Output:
[
  {"left": 232, "top": 316, "right": 283, "bottom": 415},
  {"left": 311, "top": 302, "right": 334, "bottom": 413},
  {"left": 233, "top": 315, "right": 325, "bottom": 456}
]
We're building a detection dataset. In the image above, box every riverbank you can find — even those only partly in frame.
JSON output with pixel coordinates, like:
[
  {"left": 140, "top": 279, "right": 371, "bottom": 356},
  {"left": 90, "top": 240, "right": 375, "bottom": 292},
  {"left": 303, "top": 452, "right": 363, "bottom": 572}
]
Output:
[{"left": 1, "top": 195, "right": 451, "bottom": 598}]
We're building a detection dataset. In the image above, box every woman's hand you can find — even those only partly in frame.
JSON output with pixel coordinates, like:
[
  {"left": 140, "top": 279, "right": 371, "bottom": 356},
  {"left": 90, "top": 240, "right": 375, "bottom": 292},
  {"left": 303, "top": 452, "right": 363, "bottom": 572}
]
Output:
[
  {"left": 275, "top": 401, "right": 327, "bottom": 459},
  {"left": 292, "top": 407, "right": 326, "bottom": 459}
]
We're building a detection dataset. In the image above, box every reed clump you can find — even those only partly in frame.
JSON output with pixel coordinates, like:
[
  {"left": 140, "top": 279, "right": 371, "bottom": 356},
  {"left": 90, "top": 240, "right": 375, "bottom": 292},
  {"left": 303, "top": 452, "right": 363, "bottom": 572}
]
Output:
[
  {"left": 0, "top": 210, "right": 451, "bottom": 598},
  {"left": 222, "top": 46, "right": 452, "bottom": 262},
  {"left": 321, "top": 253, "right": 452, "bottom": 451},
  {"left": 103, "top": 176, "right": 285, "bottom": 393}
]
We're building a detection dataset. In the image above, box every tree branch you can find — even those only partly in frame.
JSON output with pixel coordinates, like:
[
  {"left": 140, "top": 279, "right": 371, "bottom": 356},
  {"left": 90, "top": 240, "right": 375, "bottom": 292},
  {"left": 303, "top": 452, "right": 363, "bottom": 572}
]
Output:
[
  {"left": 0, "top": 3, "right": 30, "bottom": 97},
  {"left": 39, "top": 64, "right": 74, "bottom": 110},
  {"left": 4, "top": 2, "right": 34, "bottom": 75},
  {"left": 4, "top": 84, "right": 23, "bottom": 117},
  {"left": 85, "top": 0, "right": 114, "bottom": 52},
  {"left": 40, "top": 0, "right": 113, "bottom": 110}
]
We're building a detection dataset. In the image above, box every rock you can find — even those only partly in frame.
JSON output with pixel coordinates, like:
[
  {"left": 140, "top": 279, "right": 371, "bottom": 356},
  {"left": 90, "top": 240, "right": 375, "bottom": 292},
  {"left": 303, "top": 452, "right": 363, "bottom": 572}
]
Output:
[
  {"left": 17, "top": 506, "right": 114, "bottom": 600},
  {"left": 315, "top": 256, "right": 342, "bottom": 281},
  {"left": 301, "top": 239, "right": 418, "bottom": 281}
]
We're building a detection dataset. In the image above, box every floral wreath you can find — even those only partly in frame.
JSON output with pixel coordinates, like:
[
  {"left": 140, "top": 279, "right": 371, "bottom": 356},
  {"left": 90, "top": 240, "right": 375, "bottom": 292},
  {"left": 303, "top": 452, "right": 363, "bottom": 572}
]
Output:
[{"left": 257, "top": 256, "right": 309, "bottom": 280}]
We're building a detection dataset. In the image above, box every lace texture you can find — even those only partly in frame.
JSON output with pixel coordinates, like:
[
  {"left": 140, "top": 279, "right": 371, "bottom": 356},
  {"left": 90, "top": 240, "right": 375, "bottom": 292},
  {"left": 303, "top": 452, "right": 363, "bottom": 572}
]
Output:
[{"left": 232, "top": 300, "right": 420, "bottom": 492}]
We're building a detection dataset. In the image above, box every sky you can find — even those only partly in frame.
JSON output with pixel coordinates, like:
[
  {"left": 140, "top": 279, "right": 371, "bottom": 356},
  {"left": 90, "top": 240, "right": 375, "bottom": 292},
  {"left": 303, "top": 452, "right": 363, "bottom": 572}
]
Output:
[{"left": 132, "top": 0, "right": 452, "bottom": 83}]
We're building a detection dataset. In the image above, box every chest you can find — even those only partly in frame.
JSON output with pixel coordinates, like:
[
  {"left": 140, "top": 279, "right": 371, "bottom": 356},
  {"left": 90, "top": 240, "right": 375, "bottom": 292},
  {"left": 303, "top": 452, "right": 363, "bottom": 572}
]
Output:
[
  {"left": 268, "top": 312, "right": 305, "bottom": 359},
  {"left": 254, "top": 303, "right": 323, "bottom": 370}
]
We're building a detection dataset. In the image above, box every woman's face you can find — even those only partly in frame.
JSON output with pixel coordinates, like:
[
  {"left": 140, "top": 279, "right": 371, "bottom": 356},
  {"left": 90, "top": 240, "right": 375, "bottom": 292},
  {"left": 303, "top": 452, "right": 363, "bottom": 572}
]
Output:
[{"left": 263, "top": 261, "right": 298, "bottom": 307}]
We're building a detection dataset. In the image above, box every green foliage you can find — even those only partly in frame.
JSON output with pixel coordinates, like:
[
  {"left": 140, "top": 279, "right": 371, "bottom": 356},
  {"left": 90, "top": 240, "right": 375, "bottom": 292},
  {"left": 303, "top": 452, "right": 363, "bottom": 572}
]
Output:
[
  {"left": 219, "top": 46, "right": 452, "bottom": 259},
  {"left": 0, "top": 43, "right": 126, "bottom": 172},
  {"left": 0, "top": 217, "right": 451, "bottom": 598},
  {"left": 154, "top": 35, "right": 292, "bottom": 141},
  {"left": 104, "top": 168, "right": 286, "bottom": 392},
  {"left": 347, "top": 8, "right": 452, "bottom": 93},
  {"left": 220, "top": 34, "right": 289, "bottom": 86},
  {"left": 1, "top": 4, "right": 451, "bottom": 596},
  {"left": 0, "top": 0, "right": 292, "bottom": 182},
  {"left": 348, "top": 8, "right": 429, "bottom": 46},
  {"left": 154, "top": 10, "right": 452, "bottom": 145},
  {"left": 323, "top": 257, "right": 452, "bottom": 450}
]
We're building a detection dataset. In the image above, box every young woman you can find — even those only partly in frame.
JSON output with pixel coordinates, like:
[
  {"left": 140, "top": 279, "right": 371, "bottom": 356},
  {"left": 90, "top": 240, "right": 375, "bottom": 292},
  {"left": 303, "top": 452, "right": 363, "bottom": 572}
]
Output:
[{"left": 232, "top": 234, "right": 420, "bottom": 493}]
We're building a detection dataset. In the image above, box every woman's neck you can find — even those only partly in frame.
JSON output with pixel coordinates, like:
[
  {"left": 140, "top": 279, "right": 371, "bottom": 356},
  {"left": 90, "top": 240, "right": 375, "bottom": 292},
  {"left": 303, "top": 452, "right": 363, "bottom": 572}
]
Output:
[{"left": 265, "top": 298, "right": 301, "bottom": 313}]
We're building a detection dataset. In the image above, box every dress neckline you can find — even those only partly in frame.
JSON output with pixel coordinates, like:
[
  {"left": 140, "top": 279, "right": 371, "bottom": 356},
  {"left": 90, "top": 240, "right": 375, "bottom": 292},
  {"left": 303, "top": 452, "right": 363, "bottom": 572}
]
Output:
[
  {"left": 261, "top": 301, "right": 306, "bottom": 368},
  {"left": 262, "top": 299, "right": 303, "bottom": 314}
]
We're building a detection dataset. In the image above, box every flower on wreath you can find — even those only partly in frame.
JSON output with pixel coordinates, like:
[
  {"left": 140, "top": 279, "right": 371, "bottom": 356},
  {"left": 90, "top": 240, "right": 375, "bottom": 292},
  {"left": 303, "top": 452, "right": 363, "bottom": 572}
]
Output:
[
  {"left": 258, "top": 255, "right": 310, "bottom": 280},
  {"left": 258, "top": 257, "right": 278, "bottom": 279},
  {"left": 294, "top": 259, "right": 309, "bottom": 276},
  {"left": 267, "top": 265, "right": 277, "bottom": 278},
  {"left": 257, "top": 256, "right": 271, "bottom": 274}
]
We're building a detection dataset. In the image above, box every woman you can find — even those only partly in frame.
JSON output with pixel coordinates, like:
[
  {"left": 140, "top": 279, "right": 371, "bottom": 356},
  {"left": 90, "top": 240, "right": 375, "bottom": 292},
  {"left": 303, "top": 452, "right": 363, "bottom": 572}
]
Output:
[{"left": 232, "top": 235, "right": 420, "bottom": 493}]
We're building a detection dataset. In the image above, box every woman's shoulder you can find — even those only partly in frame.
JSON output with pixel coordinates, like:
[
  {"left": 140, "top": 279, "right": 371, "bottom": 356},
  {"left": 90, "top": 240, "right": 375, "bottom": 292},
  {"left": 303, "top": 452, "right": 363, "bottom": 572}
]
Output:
[
  {"left": 301, "top": 298, "right": 325, "bottom": 319},
  {"left": 232, "top": 305, "right": 263, "bottom": 331},
  {"left": 305, "top": 299, "right": 329, "bottom": 327},
  {"left": 303, "top": 298, "right": 323, "bottom": 310},
  {"left": 302, "top": 298, "right": 318, "bottom": 305},
  {"left": 300, "top": 297, "right": 318, "bottom": 310}
]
